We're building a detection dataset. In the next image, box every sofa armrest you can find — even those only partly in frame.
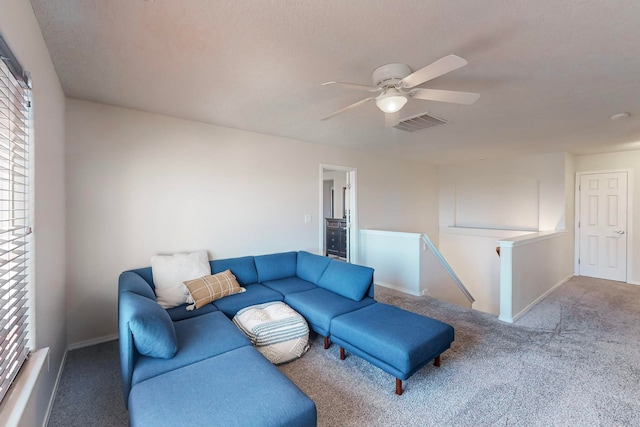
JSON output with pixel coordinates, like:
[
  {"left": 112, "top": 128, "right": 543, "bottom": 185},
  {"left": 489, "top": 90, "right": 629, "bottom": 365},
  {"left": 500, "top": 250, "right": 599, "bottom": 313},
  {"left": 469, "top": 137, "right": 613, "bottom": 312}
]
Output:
[
  {"left": 119, "top": 271, "right": 156, "bottom": 299},
  {"left": 118, "top": 315, "right": 137, "bottom": 407},
  {"left": 118, "top": 270, "right": 156, "bottom": 407}
]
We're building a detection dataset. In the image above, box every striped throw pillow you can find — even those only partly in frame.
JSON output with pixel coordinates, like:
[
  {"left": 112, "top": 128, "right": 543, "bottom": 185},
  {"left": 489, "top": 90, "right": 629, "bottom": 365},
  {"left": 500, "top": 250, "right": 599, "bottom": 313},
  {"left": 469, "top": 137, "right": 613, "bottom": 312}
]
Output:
[{"left": 183, "top": 270, "right": 245, "bottom": 310}]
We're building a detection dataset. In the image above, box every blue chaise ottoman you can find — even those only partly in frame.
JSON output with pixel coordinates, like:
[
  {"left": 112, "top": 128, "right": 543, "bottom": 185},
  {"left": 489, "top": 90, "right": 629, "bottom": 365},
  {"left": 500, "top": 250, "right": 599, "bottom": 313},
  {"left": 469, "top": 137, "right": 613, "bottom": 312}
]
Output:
[
  {"left": 129, "top": 346, "right": 317, "bottom": 426},
  {"left": 330, "top": 303, "right": 454, "bottom": 395}
]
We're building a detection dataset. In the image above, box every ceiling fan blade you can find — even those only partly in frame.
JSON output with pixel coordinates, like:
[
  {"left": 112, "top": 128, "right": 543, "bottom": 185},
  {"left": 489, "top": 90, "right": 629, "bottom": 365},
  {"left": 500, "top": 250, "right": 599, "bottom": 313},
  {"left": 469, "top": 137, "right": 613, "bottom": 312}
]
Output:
[
  {"left": 399, "top": 55, "right": 468, "bottom": 89},
  {"left": 410, "top": 88, "right": 480, "bottom": 105},
  {"left": 385, "top": 111, "right": 400, "bottom": 128},
  {"left": 322, "top": 81, "right": 381, "bottom": 92},
  {"left": 321, "top": 97, "right": 375, "bottom": 121}
]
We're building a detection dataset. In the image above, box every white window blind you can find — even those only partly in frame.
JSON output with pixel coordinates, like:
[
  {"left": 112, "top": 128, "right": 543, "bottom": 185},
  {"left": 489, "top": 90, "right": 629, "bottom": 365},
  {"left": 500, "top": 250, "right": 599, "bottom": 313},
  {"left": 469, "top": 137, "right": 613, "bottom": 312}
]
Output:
[{"left": 0, "top": 38, "right": 31, "bottom": 404}]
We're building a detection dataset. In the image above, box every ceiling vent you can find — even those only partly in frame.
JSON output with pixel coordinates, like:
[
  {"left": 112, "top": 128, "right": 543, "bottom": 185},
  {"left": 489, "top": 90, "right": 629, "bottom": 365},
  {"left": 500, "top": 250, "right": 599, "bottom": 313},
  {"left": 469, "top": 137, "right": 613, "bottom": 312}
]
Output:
[{"left": 393, "top": 112, "right": 447, "bottom": 132}]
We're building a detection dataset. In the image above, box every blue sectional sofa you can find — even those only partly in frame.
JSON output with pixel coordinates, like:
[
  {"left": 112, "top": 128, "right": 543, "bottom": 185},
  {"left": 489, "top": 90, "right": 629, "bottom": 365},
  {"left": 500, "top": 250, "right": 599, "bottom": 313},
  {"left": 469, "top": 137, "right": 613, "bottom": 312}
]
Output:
[{"left": 118, "top": 250, "right": 454, "bottom": 426}]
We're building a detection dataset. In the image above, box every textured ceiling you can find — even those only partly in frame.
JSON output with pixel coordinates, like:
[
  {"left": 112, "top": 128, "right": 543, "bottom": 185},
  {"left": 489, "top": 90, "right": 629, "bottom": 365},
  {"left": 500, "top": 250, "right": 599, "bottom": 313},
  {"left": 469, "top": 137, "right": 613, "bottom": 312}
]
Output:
[{"left": 30, "top": 0, "right": 640, "bottom": 164}]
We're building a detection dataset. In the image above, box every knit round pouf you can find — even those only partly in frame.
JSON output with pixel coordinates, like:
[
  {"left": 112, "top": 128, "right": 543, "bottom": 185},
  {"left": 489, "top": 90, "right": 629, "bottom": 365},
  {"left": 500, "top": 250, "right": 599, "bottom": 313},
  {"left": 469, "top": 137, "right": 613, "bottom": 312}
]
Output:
[{"left": 233, "top": 302, "right": 310, "bottom": 364}]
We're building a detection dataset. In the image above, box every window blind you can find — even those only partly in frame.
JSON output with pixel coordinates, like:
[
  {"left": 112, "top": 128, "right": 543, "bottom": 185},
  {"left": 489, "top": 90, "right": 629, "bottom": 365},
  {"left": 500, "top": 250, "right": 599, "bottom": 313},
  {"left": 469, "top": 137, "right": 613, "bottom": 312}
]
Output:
[{"left": 0, "top": 37, "right": 31, "bottom": 405}]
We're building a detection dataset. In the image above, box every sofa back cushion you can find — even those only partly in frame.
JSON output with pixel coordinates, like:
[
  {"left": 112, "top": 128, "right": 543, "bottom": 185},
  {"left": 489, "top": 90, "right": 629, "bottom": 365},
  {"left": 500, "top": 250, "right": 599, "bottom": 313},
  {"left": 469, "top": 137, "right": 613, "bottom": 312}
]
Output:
[
  {"left": 211, "top": 256, "right": 258, "bottom": 286},
  {"left": 254, "top": 252, "right": 298, "bottom": 283},
  {"left": 120, "top": 292, "right": 178, "bottom": 359},
  {"left": 296, "top": 251, "right": 331, "bottom": 284},
  {"left": 317, "top": 260, "right": 374, "bottom": 301}
]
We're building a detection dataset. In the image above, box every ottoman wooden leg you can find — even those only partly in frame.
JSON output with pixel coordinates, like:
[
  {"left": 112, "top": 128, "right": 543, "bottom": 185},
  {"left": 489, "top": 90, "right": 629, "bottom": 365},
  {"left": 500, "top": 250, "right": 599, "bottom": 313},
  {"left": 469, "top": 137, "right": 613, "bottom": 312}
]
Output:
[
  {"left": 434, "top": 355, "right": 441, "bottom": 367},
  {"left": 324, "top": 336, "right": 330, "bottom": 349},
  {"left": 339, "top": 347, "right": 345, "bottom": 360},
  {"left": 396, "top": 379, "right": 403, "bottom": 395}
]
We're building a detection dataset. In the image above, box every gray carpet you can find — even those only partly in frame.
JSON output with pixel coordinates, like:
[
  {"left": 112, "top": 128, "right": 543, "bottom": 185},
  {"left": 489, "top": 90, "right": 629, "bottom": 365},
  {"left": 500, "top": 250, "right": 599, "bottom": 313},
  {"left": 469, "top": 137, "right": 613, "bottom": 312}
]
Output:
[{"left": 48, "top": 276, "right": 640, "bottom": 426}]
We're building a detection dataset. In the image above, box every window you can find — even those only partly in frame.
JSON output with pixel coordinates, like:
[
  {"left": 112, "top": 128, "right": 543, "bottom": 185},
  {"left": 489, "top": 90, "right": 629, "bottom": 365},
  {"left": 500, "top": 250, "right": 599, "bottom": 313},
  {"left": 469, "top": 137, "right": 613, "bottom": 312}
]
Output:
[{"left": 0, "top": 36, "right": 32, "bottom": 404}]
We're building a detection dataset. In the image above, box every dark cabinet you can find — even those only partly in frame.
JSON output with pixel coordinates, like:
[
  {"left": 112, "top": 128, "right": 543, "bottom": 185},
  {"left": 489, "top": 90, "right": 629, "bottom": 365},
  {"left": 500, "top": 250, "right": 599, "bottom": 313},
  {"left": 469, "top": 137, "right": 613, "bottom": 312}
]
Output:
[{"left": 325, "top": 218, "right": 347, "bottom": 258}]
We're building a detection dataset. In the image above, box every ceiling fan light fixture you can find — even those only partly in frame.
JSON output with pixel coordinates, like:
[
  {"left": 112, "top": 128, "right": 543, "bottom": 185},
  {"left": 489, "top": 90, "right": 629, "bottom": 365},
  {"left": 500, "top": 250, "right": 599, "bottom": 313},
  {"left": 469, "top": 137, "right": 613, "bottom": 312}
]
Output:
[{"left": 376, "top": 89, "right": 408, "bottom": 113}]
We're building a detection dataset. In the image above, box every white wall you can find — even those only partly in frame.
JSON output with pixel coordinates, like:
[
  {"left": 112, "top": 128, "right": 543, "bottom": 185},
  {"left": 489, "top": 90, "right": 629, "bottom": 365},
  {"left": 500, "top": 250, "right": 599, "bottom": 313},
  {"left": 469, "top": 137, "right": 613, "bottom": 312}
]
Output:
[
  {"left": 65, "top": 99, "right": 439, "bottom": 344},
  {"left": 439, "top": 152, "right": 569, "bottom": 232},
  {"left": 439, "top": 228, "right": 530, "bottom": 314},
  {"left": 564, "top": 153, "right": 576, "bottom": 233},
  {"left": 0, "top": 1, "right": 67, "bottom": 425},
  {"left": 437, "top": 152, "right": 574, "bottom": 315},
  {"left": 360, "top": 229, "right": 473, "bottom": 308},
  {"left": 360, "top": 230, "right": 422, "bottom": 295},
  {"left": 499, "top": 231, "right": 573, "bottom": 322},
  {"left": 575, "top": 150, "right": 640, "bottom": 284}
]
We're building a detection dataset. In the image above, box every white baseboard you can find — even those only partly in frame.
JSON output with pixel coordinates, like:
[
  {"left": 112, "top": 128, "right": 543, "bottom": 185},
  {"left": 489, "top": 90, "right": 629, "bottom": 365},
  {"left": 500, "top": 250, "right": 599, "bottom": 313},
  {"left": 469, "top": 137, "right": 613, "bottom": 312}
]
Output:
[
  {"left": 68, "top": 333, "right": 118, "bottom": 351},
  {"left": 375, "top": 281, "right": 425, "bottom": 297},
  {"left": 42, "top": 347, "right": 67, "bottom": 427},
  {"left": 506, "top": 274, "right": 573, "bottom": 323}
]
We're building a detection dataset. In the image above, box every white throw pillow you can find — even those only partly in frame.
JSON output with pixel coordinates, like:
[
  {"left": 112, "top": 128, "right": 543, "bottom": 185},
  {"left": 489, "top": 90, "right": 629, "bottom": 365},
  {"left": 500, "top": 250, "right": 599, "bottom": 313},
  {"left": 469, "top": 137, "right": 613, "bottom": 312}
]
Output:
[{"left": 151, "top": 250, "right": 211, "bottom": 309}]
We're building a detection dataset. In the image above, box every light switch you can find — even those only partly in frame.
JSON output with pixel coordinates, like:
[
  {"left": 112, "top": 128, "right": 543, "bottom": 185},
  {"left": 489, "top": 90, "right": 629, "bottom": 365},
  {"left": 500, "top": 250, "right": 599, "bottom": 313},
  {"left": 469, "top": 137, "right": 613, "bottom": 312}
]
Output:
[{"left": 304, "top": 214, "right": 312, "bottom": 223}]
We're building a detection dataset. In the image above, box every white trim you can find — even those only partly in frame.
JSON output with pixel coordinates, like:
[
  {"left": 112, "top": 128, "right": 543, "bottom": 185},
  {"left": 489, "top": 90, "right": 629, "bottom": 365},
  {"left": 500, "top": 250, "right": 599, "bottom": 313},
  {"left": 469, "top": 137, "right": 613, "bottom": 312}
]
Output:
[
  {"left": 360, "top": 229, "right": 422, "bottom": 238},
  {"left": 498, "top": 243, "right": 514, "bottom": 322},
  {"left": 574, "top": 169, "right": 633, "bottom": 283},
  {"left": 42, "top": 348, "right": 67, "bottom": 427},
  {"left": 374, "top": 281, "right": 426, "bottom": 297},
  {"left": 67, "top": 334, "right": 118, "bottom": 351},
  {"left": 0, "top": 348, "right": 49, "bottom": 427},
  {"left": 498, "top": 230, "right": 567, "bottom": 246},
  {"left": 319, "top": 164, "right": 358, "bottom": 263}
]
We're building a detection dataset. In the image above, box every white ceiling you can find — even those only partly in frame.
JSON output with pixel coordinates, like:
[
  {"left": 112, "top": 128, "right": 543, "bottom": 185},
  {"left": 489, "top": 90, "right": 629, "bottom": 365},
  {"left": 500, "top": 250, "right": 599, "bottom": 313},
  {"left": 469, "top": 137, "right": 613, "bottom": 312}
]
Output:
[{"left": 30, "top": 0, "right": 640, "bottom": 164}]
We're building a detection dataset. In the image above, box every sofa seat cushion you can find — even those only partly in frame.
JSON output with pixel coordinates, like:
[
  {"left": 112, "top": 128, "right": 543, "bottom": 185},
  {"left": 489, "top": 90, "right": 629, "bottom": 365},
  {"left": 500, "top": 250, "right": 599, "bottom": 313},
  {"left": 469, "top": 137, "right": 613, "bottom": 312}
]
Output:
[
  {"left": 131, "top": 311, "right": 250, "bottom": 387},
  {"left": 233, "top": 302, "right": 310, "bottom": 364},
  {"left": 330, "top": 303, "right": 455, "bottom": 380},
  {"left": 129, "top": 346, "right": 317, "bottom": 427},
  {"left": 165, "top": 302, "right": 219, "bottom": 322},
  {"left": 284, "top": 288, "right": 376, "bottom": 337},
  {"left": 317, "top": 260, "right": 374, "bottom": 301},
  {"left": 213, "top": 283, "right": 283, "bottom": 318},
  {"left": 262, "top": 276, "right": 317, "bottom": 296}
]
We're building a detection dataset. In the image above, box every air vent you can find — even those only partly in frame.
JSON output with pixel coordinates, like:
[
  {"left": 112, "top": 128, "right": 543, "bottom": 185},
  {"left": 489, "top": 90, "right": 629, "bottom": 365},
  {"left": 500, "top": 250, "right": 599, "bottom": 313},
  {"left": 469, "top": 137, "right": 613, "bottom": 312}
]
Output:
[{"left": 393, "top": 112, "right": 447, "bottom": 132}]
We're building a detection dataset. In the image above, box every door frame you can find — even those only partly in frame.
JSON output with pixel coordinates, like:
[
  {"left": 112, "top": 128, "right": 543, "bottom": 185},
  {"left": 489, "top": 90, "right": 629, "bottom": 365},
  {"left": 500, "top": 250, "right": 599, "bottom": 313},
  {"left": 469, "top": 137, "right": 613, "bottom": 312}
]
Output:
[
  {"left": 574, "top": 169, "right": 634, "bottom": 283},
  {"left": 319, "top": 164, "right": 358, "bottom": 263}
]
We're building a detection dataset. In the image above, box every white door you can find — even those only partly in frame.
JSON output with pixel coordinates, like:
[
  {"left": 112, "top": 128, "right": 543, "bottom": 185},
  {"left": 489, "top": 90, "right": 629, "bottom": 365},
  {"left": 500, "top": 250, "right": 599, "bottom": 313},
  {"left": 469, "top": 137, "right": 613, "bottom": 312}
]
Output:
[{"left": 578, "top": 172, "right": 628, "bottom": 281}]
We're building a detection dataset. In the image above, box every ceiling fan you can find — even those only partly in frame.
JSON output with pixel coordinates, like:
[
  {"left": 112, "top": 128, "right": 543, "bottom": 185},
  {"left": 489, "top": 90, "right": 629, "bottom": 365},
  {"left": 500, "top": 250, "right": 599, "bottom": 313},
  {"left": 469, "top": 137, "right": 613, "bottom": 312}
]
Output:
[{"left": 321, "top": 55, "right": 480, "bottom": 127}]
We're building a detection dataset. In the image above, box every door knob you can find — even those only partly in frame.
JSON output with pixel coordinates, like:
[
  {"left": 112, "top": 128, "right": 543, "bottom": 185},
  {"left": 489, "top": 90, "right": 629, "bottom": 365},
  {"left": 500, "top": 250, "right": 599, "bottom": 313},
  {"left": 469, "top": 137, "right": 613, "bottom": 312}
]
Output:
[{"left": 614, "top": 230, "right": 626, "bottom": 234}]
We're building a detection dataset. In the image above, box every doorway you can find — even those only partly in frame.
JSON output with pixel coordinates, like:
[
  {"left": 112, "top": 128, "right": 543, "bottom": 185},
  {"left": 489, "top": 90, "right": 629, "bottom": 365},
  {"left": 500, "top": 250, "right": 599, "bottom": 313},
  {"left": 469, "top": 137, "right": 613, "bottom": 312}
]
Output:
[
  {"left": 577, "top": 171, "right": 629, "bottom": 282},
  {"left": 319, "top": 165, "right": 358, "bottom": 263}
]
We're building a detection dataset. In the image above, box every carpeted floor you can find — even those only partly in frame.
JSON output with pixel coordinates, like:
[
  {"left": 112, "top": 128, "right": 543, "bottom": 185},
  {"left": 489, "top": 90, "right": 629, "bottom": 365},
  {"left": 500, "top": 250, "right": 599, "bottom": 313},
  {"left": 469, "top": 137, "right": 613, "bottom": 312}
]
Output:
[{"left": 48, "top": 276, "right": 640, "bottom": 426}]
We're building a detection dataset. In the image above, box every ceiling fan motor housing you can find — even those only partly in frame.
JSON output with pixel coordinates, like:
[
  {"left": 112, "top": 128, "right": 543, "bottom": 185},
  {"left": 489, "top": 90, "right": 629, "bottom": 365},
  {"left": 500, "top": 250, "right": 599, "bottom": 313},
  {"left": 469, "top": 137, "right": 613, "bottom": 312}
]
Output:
[{"left": 372, "top": 63, "right": 412, "bottom": 87}]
